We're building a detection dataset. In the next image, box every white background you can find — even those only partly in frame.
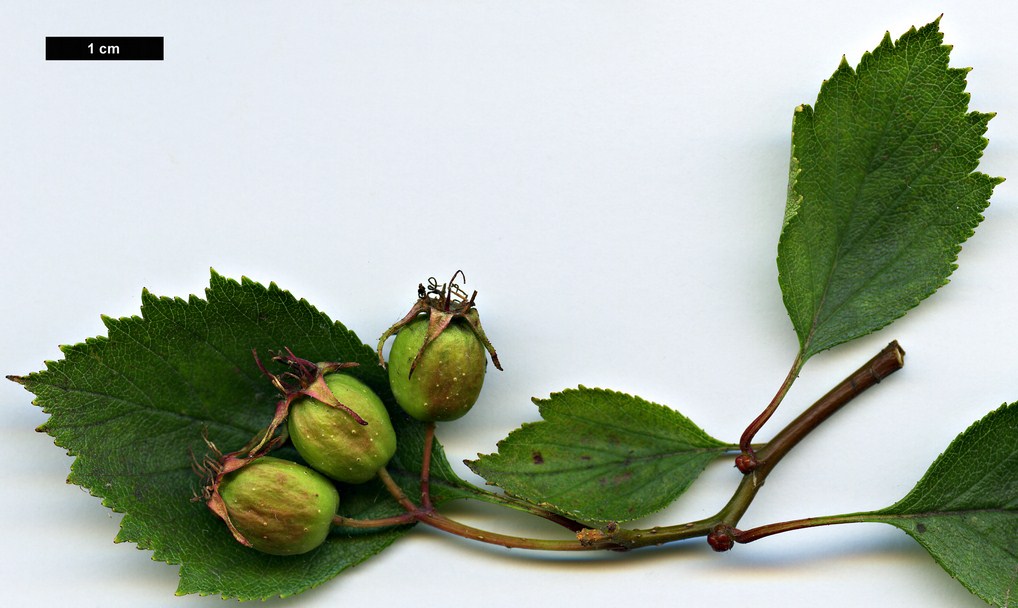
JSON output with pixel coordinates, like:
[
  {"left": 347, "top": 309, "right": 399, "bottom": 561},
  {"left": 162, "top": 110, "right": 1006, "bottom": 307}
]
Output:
[{"left": 3, "top": 2, "right": 1016, "bottom": 607}]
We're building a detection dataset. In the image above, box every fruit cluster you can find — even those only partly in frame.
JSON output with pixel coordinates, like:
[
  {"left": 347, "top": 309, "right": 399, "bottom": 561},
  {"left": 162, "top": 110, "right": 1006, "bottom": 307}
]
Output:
[{"left": 196, "top": 274, "right": 499, "bottom": 555}]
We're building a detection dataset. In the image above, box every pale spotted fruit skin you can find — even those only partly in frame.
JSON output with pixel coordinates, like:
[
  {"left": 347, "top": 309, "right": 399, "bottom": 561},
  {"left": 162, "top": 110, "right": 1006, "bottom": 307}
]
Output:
[
  {"left": 218, "top": 456, "right": 339, "bottom": 556},
  {"left": 288, "top": 373, "right": 397, "bottom": 484},
  {"left": 389, "top": 317, "right": 487, "bottom": 422}
]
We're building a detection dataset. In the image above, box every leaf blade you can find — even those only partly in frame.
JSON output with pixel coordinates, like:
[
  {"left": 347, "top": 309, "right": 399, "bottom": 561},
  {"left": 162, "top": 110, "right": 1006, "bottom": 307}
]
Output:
[
  {"left": 778, "top": 20, "right": 1002, "bottom": 360},
  {"left": 866, "top": 402, "right": 1018, "bottom": 606},
  {"left": 15, "top": 271, "right": 471, "bottom": 599},
  {"left": 468, "top": 387, "right": 730, "bottom": 523}
]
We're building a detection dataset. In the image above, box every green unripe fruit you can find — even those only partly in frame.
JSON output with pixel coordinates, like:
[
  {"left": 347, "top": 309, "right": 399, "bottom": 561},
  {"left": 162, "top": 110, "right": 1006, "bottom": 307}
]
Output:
[
  {"left": 377, "top": 274, "right": 501, "bottom": 422},
  {"left": 389, "top": 317, "right": 487, "bottom": 421},
  {"left": 288, "top": 373, "right": 397, "bottom": 484},
  {"left": 218, "top": 457, "right": 338, "bottom": 556}
]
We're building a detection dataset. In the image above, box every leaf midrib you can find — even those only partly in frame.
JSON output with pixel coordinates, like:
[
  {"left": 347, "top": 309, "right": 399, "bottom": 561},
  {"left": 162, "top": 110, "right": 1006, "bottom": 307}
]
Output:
[
  {"left": 807, "top": 111, "right": 981, "bottom": 345},
  {"left": 546, "top": 407, "right": 724, "bottom": 450},
  {"left": 34, "top": 381, "right": 262, "bottom": 438},
  {"left": 799, "top": 39, "right": 930, "bottom": 355},
  {"left": 871, "top": 506, "right": 1018, "bottom": 521},
  {"left": 487, "top": 442, "right": 727, "bottom": 476}
]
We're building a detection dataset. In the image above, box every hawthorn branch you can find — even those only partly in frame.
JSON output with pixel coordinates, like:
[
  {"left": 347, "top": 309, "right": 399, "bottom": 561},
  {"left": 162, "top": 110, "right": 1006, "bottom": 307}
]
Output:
[{"left": 337, "top": 342, "right": 905, "bottom": 553}]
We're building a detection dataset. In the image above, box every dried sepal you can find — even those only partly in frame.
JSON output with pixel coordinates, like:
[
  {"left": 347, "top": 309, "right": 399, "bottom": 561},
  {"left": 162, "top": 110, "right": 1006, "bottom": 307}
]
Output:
[
  {"left": 377, "top": 271, "right": 502, "bottom": 377},
  {"left": 246, "top": 348, "right": 366, "bottom": 455},
  {"left": 192, "top": 434, "right": 264, "bottom": 548}
]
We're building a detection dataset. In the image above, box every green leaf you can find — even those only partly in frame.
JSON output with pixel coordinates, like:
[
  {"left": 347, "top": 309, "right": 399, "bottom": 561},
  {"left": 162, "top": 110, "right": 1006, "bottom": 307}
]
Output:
[
  {"left": 778, "top": 19, "right": 1002, "bottom": 361},
  {"left": 467, "top": 387, "right": 730, "bottom": 523},
  {"left": 867, "top": 402, "right": 1018, "bottom": 606},
  {"left": 12, "top": 271, "right": 473, "bottom": 599}
]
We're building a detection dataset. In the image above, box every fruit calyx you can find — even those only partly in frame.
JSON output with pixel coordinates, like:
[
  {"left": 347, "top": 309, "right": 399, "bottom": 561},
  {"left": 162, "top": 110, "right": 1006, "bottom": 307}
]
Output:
[
  {"left": 193, "top": 435, "right": 267, "bottom": 549},
  {"left": 376, "top": 271, "right": 502, "bottom": 377},
  {"left": 247, "top": 348, "right": 367, "bottom": 455}
]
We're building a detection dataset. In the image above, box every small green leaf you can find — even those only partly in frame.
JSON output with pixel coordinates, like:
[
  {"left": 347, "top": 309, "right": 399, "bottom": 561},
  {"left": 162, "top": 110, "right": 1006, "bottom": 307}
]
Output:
[
  {"left": 13, "top": 271, "right": 472, "bottom": 599},
  {"left": 867, "top": 402, "right": 1018, "bottom": 606},
  {"left": 467, "top": 387, "right": 730, "bottom": 523},
  {"left": 778, "top": 19, "right": 1002, "bottom": 361}
]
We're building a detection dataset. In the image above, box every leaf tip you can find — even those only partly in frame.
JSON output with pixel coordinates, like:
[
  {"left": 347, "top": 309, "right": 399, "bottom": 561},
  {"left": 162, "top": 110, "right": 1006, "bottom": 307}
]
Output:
[
  {"left": 6, "top": 374, "right": 25, "bottom": 385},
  {"left": 915, "top": 16, "right": 943, "bottom": 35}
]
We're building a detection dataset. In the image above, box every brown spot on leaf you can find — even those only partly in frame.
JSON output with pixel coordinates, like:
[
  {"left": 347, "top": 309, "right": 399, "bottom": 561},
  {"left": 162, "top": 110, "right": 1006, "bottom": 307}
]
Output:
[
  {"left": 601, "top": 471, "right": 633, "bottom": 487},
  {"left": 531, "top": 451, "right": 544, "bottom": 465},
  {"left": 915, "top": 522, "right": 927, "bottom": 533}
]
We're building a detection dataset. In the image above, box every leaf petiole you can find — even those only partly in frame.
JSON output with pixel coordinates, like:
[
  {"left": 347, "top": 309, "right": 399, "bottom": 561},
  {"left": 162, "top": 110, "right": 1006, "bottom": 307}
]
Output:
[
  {"left": 737, "top": 353, "right": 804, "bottom": 471},
  {"left": 729, "top": 513, "right": 873, "bottom": 544},
  {"left": 737, "top": 352, "right": 804, "bottom": 472}
]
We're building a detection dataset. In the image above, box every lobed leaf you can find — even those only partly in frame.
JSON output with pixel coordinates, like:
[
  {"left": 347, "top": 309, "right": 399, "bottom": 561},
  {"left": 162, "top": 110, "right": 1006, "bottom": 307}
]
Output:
[
  {"left": 866, "top": 402, "right": 1018, "bottom": 606},
  {"left": 778, "top": 19, "right": 1003, "bottom": 361},
  {"left": 14, "top": 271, "right": 472, "bottom": 599},
  {"left": 468, "top": 387, "right": 730, "bottom": 523}
]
